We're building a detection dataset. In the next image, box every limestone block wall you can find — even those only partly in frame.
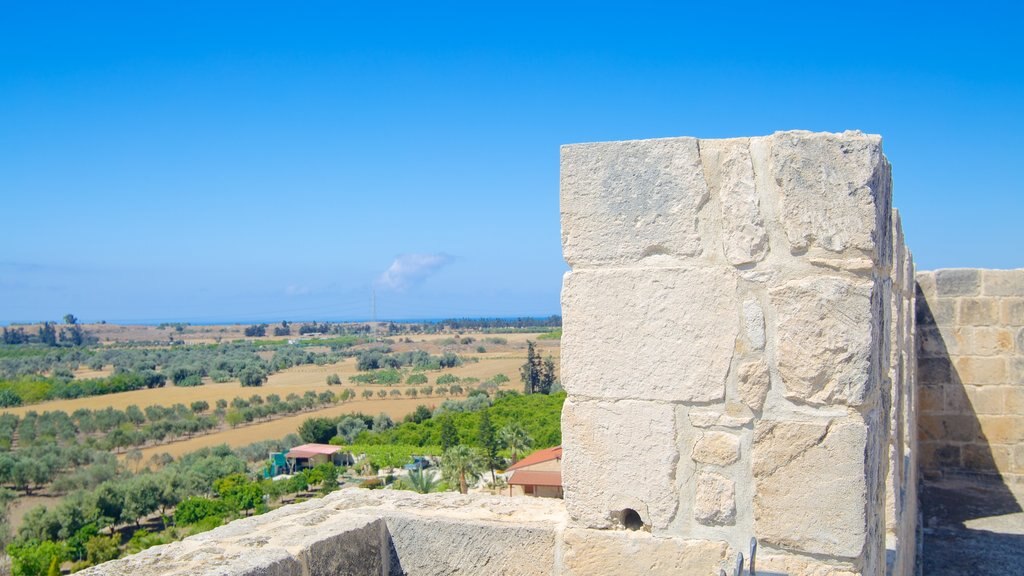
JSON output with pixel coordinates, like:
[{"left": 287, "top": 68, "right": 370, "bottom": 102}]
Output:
[
  {"left": 916, "top": 269, "right": 1024, "bottom": 482},
  {"left": 560, "top": 130, "right": 914, "bottom": 574}
]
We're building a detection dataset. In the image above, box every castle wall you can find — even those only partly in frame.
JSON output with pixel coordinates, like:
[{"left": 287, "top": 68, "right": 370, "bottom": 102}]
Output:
[
  {"left": 916, "top": 269, "right": 1024, "bottom": 482},
  {"left": 560, "top": 130, "right": 914, "bottom": 574}
]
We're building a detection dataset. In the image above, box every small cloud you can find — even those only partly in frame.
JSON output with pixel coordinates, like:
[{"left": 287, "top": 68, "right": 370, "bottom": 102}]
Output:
[
  {"left": 376, "top": 253, "right": 454, "bottom": 291},
  {"left": 285, "top": 284, "right": 312, "bottom": 296}
]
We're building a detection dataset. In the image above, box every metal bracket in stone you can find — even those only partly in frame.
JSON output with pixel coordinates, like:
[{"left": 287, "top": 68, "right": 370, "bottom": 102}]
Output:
[{"left": 720, "top": 537, "right": 758, "bottom": 576}]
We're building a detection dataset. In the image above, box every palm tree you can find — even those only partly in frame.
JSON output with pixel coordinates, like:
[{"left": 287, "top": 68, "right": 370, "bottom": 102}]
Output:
[
  {"left": 403, "top": 469, "right": 440, "bottom": 494},
  {"left": 441, "top": 445, "right": 484, "bottom": 494},
  {"left": 499, "top": 423, "right": 533, "bottom": 465}
]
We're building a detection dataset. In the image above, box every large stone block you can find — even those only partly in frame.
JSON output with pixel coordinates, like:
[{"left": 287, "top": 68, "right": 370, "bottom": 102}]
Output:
[
  {"left": 770, "top": 275, "right": 875, "bottom": 405},
  {"left": 935, "top": 269, "right": 981, "bottom": 297},
  {"left": 982, "top": 269, "right": 1024, "bottom": 297},
  {"left": 560, "top": 529, "right": 728, "bottom": 576},
  {"left": 958, "top": 298, "right": 999, "bottom": 326},
  {"left": 384, "top": 515, "right": 554, "bottom": 576},
  {"left": 561, "top": 137, "right": 709, "bottom": 267},
  {"left": 753, "top": 417, "right": 872, "bottom": 559},
  {"left": 562, "top": 398, "right": 679, "bottom": 530},
  {"left": 767, "top": 130, "right": 889, "bottom": 256},
  {"left": 561, "top": 267, "right": 738, "bottom": 402},
  {"left": 699, "top": 138, "right": 769, "bottom": 265}
]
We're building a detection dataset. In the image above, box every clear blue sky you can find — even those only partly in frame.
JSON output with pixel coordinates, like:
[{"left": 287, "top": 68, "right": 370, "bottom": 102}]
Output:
[{"left": 2, "top": 2, "right": 1021, "bottom": 324}]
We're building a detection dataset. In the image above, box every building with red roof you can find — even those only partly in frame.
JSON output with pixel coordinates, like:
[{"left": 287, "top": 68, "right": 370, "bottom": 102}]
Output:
[{"left": 505, "top": 446, "right": 562, "bottom": 499}]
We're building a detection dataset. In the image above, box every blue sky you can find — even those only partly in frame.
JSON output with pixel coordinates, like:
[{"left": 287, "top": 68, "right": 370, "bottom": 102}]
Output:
[{"left": 1, "top": 2, "right": 1021, "bottom": 324}]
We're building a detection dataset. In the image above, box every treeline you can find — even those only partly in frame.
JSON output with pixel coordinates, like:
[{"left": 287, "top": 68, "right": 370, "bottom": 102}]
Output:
[
  {"left": 1, "top": 323, "right": 95, "bottom": 348},
  {"left": 355, "top": 349, "right": 462, "bottom": 371},
  {"left": 0, "top": 391, "right": 353, "bottom": 457},
  {"left": 0, "top": 340, "right": 366, "bottom": 407}
]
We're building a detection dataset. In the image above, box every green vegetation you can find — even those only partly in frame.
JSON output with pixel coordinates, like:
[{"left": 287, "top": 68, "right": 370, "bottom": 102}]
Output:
[
  {"left": 520, "top": 341, "right": 557, "bottom": 394},
  {"left": 537, "top": 328, "right": 562, "bottom": 340}
]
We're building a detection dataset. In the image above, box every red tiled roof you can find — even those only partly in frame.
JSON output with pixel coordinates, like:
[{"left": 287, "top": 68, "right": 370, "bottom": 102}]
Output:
[
  {"left": 508, "top": 469, "right": 562, "bottom": 487},
  {"left": 286, "top": 443, "right": 341, "bottom": 458},
  {"left": 506, "top": 445, "right": 562, "bottom": 471}
]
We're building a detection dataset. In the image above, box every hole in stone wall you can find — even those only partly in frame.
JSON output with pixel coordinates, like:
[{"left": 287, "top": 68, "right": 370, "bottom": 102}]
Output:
[{"left": 618, "top": 508, "right": 644, "bottom": 531}]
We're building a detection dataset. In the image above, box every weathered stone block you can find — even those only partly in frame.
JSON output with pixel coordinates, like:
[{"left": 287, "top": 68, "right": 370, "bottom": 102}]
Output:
[
  {"left": 737, "top": 359, "right": 770, "bottom": 412},
  {"left": 918, "top": 357, "right": 952, "bottom": 385},
  {"left": 958, "top": 298, "right": 999, "bottom": 325},
  {"left": 384, "top": 515, "right": 554, "bottom": 576},
  {"left": 562, "top": 398, "right": 678, "bottom": 530},
  {"left": 561, "top": 267, "right": 737, "bottom": 402},
  {"left": 918, "top": 386, "right": 943, "bottom": 414},
  {"left": 962, "top": 443, "right": 1011, "bottom": 472},
  {"left": 767, "top": 131, "right": 889, "bottom": 256},
  {"left": 963, "top": 327, "right": 1015, "bottom": 356},
  {"left": 700, "top": 138, "right": 769, "bottom": 265},
  {"left": 1002, "top": 299, "right": 1024, "bottom": 325},
  {"left": 561, "top": 138, "right": 709, "bottom": 267},
  {"left": 917, "top": 325, "right": 956, "bottom": 357},
  {"left": 753, "top": 418, "right": 871, "bottom": 558},
  {"left": 687, "top": 404, "right": 754, "bottom": 429},
  {"left": 691, "top": 431, "right": 740, "bottom": 466},
  {"left": 756, "top": 554, "right": 858, "bottom": 576},
  {"left": 915, "top": 295, "right": 954, "bottom": 327},
  {"left": 560, "top": 529, "right": 728, "bottom": 576},
  {"left": 982, "top": 269, "right": 1024, "bottom": 297},
  {"left": 693, "top": 471, "right": 736, "bottom": 526},
  {"left": 955, "top": 356, "right": 1007, "bottom": 385},
  {"left": 743, "top": 298, "right": 766, "bottom": 351},
  {"left": 770, "top": 275, "right": 874, "bottom": 405},
  {"left": 978, "top": 416, "right": 1024, "bottom": 445},
  {"left": 935, "top": 269, "right": 981, "bottom": 297}
]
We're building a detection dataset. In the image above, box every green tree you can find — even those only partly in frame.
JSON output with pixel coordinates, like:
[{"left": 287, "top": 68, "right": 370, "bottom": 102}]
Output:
[
  {"left": 8, "top": 540, "right": 68, "bottom": 576},
  {"left": 85, "top": 534, "right": 121, "bottom": 565},
  {"left": 440, "top": 416, "right": 460, "bottom": 450},
  {"left": 326, "top": 373, "right": 342, "bottom": 386},
  {"left": 336, "top": 416, "right": 368, "bottom": 443},
  {"left": 400, "top": 469, "right": 440, "bottom": 494},
  {"left": 477, "top": 411, "right": 500, "bottom": 483},
  {"left": 499, "top": 422, "right": 533, "bottom": 464},
  {"left": 63, "top": 314, "right": 78, "bottom": 325},
  {"left": 298, "top": 417, "right": 336, "bottom": 444},
  {"left": 440, "top": 445, "right": 483, "bottom": 495},
  {"left": 238, "top": 367, "right": 266, "bottom": 387}
]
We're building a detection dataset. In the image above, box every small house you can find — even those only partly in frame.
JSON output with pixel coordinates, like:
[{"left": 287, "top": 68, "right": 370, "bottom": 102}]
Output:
[
  {"left": 285, "top": 443, "right": 352, "bottom": 471},
  {"left": 505, "top": 445, "right": 563, "bottom": 499}
]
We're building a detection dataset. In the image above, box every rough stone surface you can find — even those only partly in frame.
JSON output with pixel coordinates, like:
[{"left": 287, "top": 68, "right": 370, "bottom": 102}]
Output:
[
  {"left": 561, "top": 529, "right": 728, "bottom": 576},
  {"left": 769, "top": 130, "right": 888, "bottom": 255},
  {"left": 771, "top": 275, "right": 875, "bottom": 406},
  {"left": 756, "top": 555, "right": 859, "bottom": 576},
  {"left": 693, "top": 471, "right": 736, "bottom": 526},
  {"left": 562, "top": 398, "right": 679, "bottom": 530},
  {"left": 699, "top": 138, "right": 769, "bottom": 265},
  {"left": 691, "top": 431, "right": 740, "bottom": 466},
  {"left": 743, "top": 298, "right": 766, "bottom": 351},
  {"left": 737, "top": 359, "right": 770, "bottom": 412},
  {"left": 753, "top": 418, "right": 870, "bottom": 558},
  {"left": 561, "top": 267, "right": 738, "bottom": 402},
  {"left": 560, "top": 137, "right": 709, "bottom": 267}
]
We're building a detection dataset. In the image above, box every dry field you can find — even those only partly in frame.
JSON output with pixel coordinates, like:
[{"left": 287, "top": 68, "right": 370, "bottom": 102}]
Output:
[{"left": 3, "top": 332, "right": 560, "bottom": 458}]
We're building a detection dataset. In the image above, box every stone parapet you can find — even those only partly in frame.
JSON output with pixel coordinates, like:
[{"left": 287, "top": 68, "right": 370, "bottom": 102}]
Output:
[
  {"left": 78, "top": 489, "right": 732, "bottom": 576},
  {"left": 561, "top": 131, "right": 910, "bottom": 575}
]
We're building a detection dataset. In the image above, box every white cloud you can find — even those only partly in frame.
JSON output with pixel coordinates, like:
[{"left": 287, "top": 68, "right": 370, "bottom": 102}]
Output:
[
  {"left": 284, "top": 284, "right": 311, "bottom": 296},
  {"left": 376, "top": 253, "right": 453, "bottom": 291}
]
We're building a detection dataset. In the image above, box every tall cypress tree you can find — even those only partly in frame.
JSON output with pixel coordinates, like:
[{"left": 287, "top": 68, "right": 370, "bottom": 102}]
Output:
[{"left": 477, "top": 411, "right": 500, "bottom": 483}]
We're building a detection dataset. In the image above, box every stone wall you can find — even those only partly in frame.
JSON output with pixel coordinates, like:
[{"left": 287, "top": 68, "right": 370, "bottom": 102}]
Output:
[
  {"left": 916, "top": 269, "right": 1024, "bottom": 482},
  {"left": 560, "top": 130, "right": 916, "bottom": 575}
]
